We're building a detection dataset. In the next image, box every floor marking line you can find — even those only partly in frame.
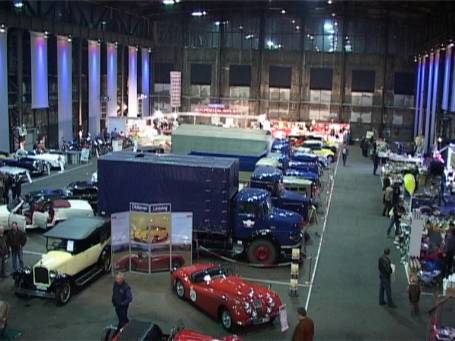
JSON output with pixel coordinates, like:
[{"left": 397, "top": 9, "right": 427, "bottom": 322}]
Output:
[
  {"left": 23, "top": 162, "right": 94, "bottom": 186},
  {"left": 241, "top": 276, "right": 310, "bottom": 288},
  {"left": 305, "top": 152, "right": 340, "bottom": 311}
]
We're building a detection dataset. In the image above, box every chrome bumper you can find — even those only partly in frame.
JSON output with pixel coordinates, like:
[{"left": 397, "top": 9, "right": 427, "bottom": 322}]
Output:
[{"left": 15, "top": 287, "right": 55, "bottom": 299}]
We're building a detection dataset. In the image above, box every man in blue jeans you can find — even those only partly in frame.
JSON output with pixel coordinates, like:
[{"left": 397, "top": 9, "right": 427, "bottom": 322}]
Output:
[
  {"left": 378, "top": 248, "right": 396, "bottom": 308},
  {"left": 5, "top": 222, "right": 26, "bottom": 273}
]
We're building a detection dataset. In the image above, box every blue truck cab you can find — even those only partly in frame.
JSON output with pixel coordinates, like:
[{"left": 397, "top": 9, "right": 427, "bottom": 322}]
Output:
[
  {"left": 233, "top": 188, "right": 303, "bottom": 264},
  {"left": 285, "top": 168, "right": 320, "bottom": 184},
  {"left": 288, "top": 160, "right": 321, "bottom": 176},
  {"left": 271, "top": 139, "right": 291, "bottom": 156},
  {"left": 250, "top": 167, "right": 310, "bottom": 222}
]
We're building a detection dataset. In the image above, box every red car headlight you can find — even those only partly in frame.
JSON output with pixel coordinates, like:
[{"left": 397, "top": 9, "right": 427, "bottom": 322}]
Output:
[{"left": 243, "top": 302, "right": 252, "bottom": 314}]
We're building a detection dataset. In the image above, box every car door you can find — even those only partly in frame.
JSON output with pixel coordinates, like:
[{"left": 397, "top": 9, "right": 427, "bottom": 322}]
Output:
[
  {"left": 32, "top": 211, "right": 49, "bottom": 228},
  {"left": 83, "top": 231, "right": 102, "bottom": 267},
  {"left": 235, "top": 202, "right": 258, "bottom": 238},
  {"left": 189, "top": 275, "right": 217, "bottom": 315}
]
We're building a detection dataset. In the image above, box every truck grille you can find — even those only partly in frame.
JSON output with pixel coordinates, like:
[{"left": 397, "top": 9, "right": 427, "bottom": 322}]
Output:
[{"left": 34, "top": 267, "right": 49, "bottom": 285}]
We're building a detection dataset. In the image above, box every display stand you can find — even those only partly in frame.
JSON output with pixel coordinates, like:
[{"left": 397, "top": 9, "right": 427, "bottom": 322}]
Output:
[{"left": 289, "top": 248, "right": 300, "bottom": 297}]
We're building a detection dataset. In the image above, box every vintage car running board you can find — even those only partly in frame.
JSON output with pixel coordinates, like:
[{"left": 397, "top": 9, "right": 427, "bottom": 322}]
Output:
[{"left": 74, "top": 267, "right": 103, "bottom": 286}]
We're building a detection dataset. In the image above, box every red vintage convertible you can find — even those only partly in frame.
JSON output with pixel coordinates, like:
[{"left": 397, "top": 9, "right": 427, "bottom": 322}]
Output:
[
  {"left": 114, "top": 252, "right": 184, "bottom": 272},
  {"left": 171, "top": 264, "right": 282, "bottom": 331},
  {"left": 103, "top": 319, "right": 241, "bottom": 341}
]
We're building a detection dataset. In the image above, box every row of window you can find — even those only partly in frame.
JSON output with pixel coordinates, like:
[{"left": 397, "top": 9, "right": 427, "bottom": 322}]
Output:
[{"left": 155, "top": 63, "right": 415, "bottom": 95}]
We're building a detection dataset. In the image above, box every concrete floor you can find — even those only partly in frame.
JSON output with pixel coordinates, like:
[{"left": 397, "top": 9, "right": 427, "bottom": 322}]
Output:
[{"left": 0, "top": 150, "right": 432, "bottom": 340}]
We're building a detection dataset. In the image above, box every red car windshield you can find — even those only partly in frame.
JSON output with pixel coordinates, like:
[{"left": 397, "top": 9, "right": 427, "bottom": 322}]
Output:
[{"left": 191, "top": 267, "right": 226, "bottom": 283}]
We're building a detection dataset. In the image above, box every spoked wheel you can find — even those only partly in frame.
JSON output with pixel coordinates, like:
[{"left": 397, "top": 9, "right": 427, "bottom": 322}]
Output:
[
  {"left": 100, "top": 248, "right": 112, "bottom": 273},
  {"left": 175, "top": 280, "right": 185, "bottom": 299},
  {"left": 55, "top": 281, "right": 72, "bottom": 305},
  {"left": 220, "top": 308, "right": 234, "bottom": 331}
]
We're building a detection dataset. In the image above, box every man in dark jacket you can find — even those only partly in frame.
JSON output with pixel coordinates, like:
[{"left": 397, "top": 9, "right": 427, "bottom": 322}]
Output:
[
  {"left": 0, "top": 226, "right": 8, "bottom": 278},
  {"left": 443, "top": 228, "right": 455, "bottom": 278},
  {"left": 112, "top": 272, "right": 133, "bottom": 332},
  {"left": 378, "top": 248, "right": 396, "bottom": 308},
  {"left": 292, "top": 307, "right": 314, "bottom": 341},
  {"left": 6, "top": 222, "right": 26, "bottom": 272}
]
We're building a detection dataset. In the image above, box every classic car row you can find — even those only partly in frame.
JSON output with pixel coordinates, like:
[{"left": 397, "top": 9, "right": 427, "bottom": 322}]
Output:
[
  {"left": 14, "top": 216, "right": 283, "bottom": 334},
  {"left": 0, "top": 149, "right": 66, "bottom": 178}
]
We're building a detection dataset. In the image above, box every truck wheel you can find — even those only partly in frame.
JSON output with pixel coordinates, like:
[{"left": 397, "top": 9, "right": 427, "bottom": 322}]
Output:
[
  {"left": 219, "top": 308, "right": 234, "bottom": 331},
  {"left": 55, "top": 281, "right": 71, "bottom": 305},
  {"left": 175, "top": 280, "right": 185, "bottom": 299},
  {"left": 247, "top": 239, "right": 277, "bottom": 265},
  {"left": 327, "top": 155, "right": 334, "bottom": 163}
]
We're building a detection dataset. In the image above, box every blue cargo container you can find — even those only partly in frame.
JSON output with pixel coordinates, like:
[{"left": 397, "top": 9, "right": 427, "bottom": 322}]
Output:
[{"left": 98, "top": 152, "right": 303, "bottom": 264}]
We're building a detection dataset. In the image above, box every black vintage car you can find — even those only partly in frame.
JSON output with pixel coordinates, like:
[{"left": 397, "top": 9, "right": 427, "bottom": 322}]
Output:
[
  {"left": 66, "top": 181, "right": 98, "bottom": 212},
  {"left": 0, "top": 155, "right": 47, "bottom": 176}
]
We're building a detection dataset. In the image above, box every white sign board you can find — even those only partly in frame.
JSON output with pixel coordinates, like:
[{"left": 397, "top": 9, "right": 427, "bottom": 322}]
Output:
[
  {"left": 80, "top": 148, "right": 90, "bottom": 162},
  {"left": 409, "top": 210, "right": 425, "bottom": 257},
  {"left": 170, "top": 71, "right": 181, "bottom": 108}
]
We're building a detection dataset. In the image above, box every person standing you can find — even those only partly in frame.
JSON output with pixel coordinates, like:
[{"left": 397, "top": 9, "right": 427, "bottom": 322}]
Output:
[
  {"left": 378, "top": 248, "right": 396, "bottom": 308},
  {"left": 292, "top": 307, "right": 314, "bottom": 341},
  {"left": 373, "top": 152, "right": 380, "bottom": 175},
  {"left": 443, "top": 228, "right": 455, "bottom": 278},
  {"left": 407, "top": 275, "right": 421, "bottom": 315},
  {"left": 341, "top": 145, "right": 349, "bottom": 166},
  {"left": 6, "top": 222, "right": 26, "bottom": 272},
  {"left": 383, "top": 182, "right": 394, "bottom": 217},
  {"left": 387, "top": 205, "right": 402, "bottom": 238},
  {"left": 112, "top": 272, "right": 133, "bottom": 332},
  {"left": 0, "top": 227, "right": 8, "bottom": 278}
]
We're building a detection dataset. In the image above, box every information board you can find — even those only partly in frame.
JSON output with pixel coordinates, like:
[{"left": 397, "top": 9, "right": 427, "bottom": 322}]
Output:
[{"left": 170, "top": 71, "right": 181, "bottom": 108}]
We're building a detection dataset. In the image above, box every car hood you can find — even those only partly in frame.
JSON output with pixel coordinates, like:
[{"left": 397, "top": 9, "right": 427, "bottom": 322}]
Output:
[
  {"left": 208, "top": 276, "right": 275, "bottom": 300},
  {"left": 269, "top": 207, "right": 302, "bottom": 230},
  {"left": 36, "top": 251, "right": 72, "bottom": 270},
  {"left": 174, "top": 329, "right": 241, "bottom": 341}
]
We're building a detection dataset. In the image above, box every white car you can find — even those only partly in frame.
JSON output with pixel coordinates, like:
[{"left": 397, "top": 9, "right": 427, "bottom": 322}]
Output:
[
  {"left": 0, "top": 166, "right": 32, "bottom": 183},
  {"left": 0, "top": 199, "right": 94, "bottom": 230},
  {"left": 16, "top": 150, "right": 66, "bottom": 170}
]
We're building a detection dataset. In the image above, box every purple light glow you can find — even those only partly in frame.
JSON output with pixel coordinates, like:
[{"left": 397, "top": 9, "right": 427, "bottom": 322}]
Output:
[
  {"left": 107, "top": 43, "right": 117, "bottom": 117},
  {"left": 424, "top": 53, "right": 434, "bottom": 153},
  {"left": 0, "top": 30, "right": 9, "bottom": 150},
  {"left": 442, "top": 47, "right": 452, "bottom": 110},
  {"left": 57, "top": 36, "right": 73, "bottom": 145},
  {"left": 414, "top": 58, "right": 422, "bottom": 137},
  {"left": 88, "top": 40, "right": 101, "bottom": 134},
  {"left": 418, "top": 56, "right": 426, "bottom": 136},
  {"left": 141, "top": 48, "right": 150, "bottom": 116},
  {"left": 429, "top": 50, "right": 440, "bottom": 150},
  {"left": 128, "top": 46, "right": 138, "bottom": 117},
  {"left": 30, "top": 31, "right": 49, "bottom": 109}
]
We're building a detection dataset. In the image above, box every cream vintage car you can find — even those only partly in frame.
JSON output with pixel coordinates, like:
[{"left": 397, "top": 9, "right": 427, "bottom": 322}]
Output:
[{"left": 14, "top": 217, "right": 111, "bottom": 305}]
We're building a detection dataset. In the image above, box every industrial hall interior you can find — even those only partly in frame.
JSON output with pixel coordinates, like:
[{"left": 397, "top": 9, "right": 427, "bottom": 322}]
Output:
[{"left": 1, "top": 0, "right": 455, "bottom": 340}]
